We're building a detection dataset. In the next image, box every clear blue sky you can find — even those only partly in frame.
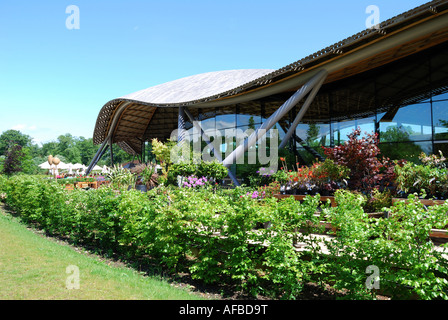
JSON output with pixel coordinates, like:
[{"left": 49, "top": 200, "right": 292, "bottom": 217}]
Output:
[{"left": 0, "top": 0, "right": 428, "bottom": 145}]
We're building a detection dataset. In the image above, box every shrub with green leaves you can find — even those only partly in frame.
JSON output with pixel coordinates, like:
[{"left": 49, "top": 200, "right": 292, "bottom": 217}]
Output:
[
  {"left": 106, "top": 165, "right": 137, "bottom": 190},
  {"left": 394, "top": 161, "right": 448, "bottom": 198},
  {"left": 3, "top": 175, "right": 448, "bottom": 300},
  {"left": 320, "top": 190, "right": 448, "bottom": 300}
]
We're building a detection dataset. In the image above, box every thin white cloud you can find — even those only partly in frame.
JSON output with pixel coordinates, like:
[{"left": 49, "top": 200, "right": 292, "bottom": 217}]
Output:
[
  {"left": 11, "top": 124, "right": 38, "bottom": 131},
  {"left": 11, "top": 124, "right": 26, "bottom": 131}
]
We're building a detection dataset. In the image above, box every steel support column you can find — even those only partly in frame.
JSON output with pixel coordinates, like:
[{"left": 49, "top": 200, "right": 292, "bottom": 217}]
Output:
[
  {"left": 279, "top": 71, "right": 327, "bottom": 149},
  {"left": 222, "top": 69, "right": 328, "bottom": 168},
  {"left": 85, "top": 140, "right": 109, "bottom": 175},
  {"left": 109, "top": 136, "right": 114, "bottom": 166}
]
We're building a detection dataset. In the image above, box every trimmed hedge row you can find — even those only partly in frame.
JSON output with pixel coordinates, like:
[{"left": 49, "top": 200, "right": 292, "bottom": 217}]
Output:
[{"left": 2, "top": 174, "right": 448, "bottom": 299}]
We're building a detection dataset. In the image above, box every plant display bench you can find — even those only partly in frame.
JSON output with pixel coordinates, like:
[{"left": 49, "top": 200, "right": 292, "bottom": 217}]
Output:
[
  {"left": 392, "top": 198, "right": 448, "bottom": 240},
  {"left": 74, "top": 181, "right": 98, "bottom": 189},
  {"left": 274, "top": 194, "right": 338, "bottom": 207},
  {"left": 392, "top": 198, "right": 447, "bottom": 206},
  {"left": 64, "top": 184, "right": 75, "bottom": 191},
  {"left": 274, "top": 194, "right": 448, "bottom": 241}
]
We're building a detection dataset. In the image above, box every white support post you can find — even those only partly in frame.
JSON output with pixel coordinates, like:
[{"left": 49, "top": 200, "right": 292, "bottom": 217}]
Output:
[
  {"left": 279, "top": 71, "right": 328, "bottom": 149},
  {"left": 222, "top": 69, "right": 328, "bottom": 168}
]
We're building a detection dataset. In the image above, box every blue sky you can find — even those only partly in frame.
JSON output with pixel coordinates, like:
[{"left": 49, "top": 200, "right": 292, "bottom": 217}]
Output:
[{"left": 0, "top": 0, "right": 429, "bottom": 145}]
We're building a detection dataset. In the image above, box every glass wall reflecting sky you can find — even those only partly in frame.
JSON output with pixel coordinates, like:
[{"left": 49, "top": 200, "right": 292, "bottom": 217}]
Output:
[{"left": 183, "top": 87, "right": 448, "bottom": 167}]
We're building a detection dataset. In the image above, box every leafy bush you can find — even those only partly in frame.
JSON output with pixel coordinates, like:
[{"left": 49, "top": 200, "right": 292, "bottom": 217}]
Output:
[
  {"left": 320, "top": 190, "right": 448, "bottom": 299},
  {"left": 169, "top": 160, "right": 228, "bottom": 187},
  {"left": 363, "top": 189, "right": 393, "bottom": 213},
  {"left": 274, "top": 158, "right": 350, "bottom": 195},
  {"left": 106, "top": 165, "right": 136, "bottom": 190},
  {"left": 322, "top": 128, "right": 393, "bottom": 193},
  {"left": 198, "top": 161, "right": 228, "bottom": 180},
  {"left": 0, "top": 174, "right": 7, "bottom": 194},
  {"left": 394, "top": 161, "right": 448, "bottom": 198},
  {"left": 3, "top": 175, "right": 448, "bottom": 300}
]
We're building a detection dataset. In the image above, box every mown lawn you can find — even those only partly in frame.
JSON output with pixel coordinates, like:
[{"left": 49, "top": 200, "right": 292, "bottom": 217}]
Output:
[{"left": 0, "top": 207, "right": 206, "bottom": 300}]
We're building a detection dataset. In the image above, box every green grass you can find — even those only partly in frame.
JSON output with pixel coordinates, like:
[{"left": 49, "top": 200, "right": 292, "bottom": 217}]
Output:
[{"left": 0, "top": 207, "right": 206, "bottom": 300}]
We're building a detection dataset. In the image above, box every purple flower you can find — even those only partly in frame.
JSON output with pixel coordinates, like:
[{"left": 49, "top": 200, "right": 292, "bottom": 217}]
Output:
[{"left": 182, "top": 175, "right": 208, "bottom": 188}]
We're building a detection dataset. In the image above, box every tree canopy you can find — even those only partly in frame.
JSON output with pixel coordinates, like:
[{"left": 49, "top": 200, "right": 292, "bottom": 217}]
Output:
[{"left": 0, "top": 130, "right": 134, "bottom": 174}]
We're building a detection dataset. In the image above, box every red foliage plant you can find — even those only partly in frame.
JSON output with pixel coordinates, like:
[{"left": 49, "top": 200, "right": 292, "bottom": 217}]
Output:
[{"left": 322, "top": 128, "right": 398, "bottom": 193}]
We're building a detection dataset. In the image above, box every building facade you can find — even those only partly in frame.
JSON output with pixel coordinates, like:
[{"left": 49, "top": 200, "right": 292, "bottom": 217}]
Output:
[{"left": 87, "top": 1, "right": 448, "bottom": 181}]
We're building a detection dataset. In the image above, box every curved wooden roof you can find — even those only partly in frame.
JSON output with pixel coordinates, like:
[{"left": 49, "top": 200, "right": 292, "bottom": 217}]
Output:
[{"left": 92, "top": 0, "right": 448, "bottom": 155}]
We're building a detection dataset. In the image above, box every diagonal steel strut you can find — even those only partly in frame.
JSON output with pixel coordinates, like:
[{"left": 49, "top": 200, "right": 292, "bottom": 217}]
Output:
[
  {"left": 279, "top": 71, "right": 327, "bottom": 149},
  {"left": 222, "top": 69, "right": 328, "bottom": 168}
]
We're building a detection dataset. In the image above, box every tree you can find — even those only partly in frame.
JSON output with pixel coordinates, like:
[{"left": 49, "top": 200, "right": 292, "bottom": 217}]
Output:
[
  {"left": 77, "top": 137, "right": 98, "bottom": 165},
  {"left": 306, "top": 123, "right": 320, "bottom": 146},
  {"left": 57, "top": 133, "right": 76, "bottom": 152},
  {"left": 248, "top": 116, "right": 255, "bottom": 130},
  {"left": 64, "top": 146, "right": 82, "bottom": 164},
  {"left": 40, "top": 141, "right": 60, "bottom": 159},
  {"left": 0, "top": 130, "right": 32, "bottom": 155},
  {"left": 2, "top": 143, "right": 26, "bottom": 175},
  {"left": 322, "top": 128, "right": 389, "bottom": 192},
  {"left": 379, "top": 126, "right": 423, "bottom": 162}
]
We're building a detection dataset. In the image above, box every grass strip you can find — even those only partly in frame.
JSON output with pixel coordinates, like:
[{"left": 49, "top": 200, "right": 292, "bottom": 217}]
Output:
[{"left": 0, "top": 207, "right": 205, "bottom": 300}]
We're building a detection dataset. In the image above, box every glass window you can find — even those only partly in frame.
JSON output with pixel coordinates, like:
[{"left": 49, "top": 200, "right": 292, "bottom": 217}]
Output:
[
  {"left": 219, "top": 128, "right": 238, "bottom": 156},
  {"left": 216, "top": 114, "right": 236, "bottom": 130},
  {"left": 270, "top": 124, "right": 285, "bottom": 141},
  {"left": 379, "top": 103, "right": 432, "bottom": 142},
  {"left": 200, "top": 117, "right": 215, "bottom": 132},
  {"left": 237, "top": 114, "right": 262, "bottom": 128},
  {"left": 379, "top": 141, "right": 432, "bottom": 163},
  {"left": 433, "top": 91, "right": 448, "bottom": 102},
  {"left": 215, "top": 107, "right": 236, "bottom": 130},
  {"left": 295, "top": 145, "right": 321, "bottom": 165},
  {"left": 296, "top": 123, "right": 331, "bottom": 147},
  {"left": 433, "top": 100, "right": 448, "bottom": 140},
  {"left": 332, "top": 117, "right": 376, "bottom": 145},
  {"left": 237, "top": 104, "right": 262, "bottom": 127}
]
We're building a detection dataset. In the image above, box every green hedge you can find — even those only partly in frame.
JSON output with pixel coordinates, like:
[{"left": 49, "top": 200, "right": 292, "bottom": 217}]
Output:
[{"left": 1, "top": 174, "right": 448, "bottom": 299}]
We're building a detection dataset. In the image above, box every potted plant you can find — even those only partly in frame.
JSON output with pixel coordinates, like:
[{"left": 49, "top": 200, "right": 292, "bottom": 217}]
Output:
[
  {"left": 394, "top": 152, "right": 448, "bottom": 202},
  {"left": 140, "top": 164, "right": 159, "bottom": 192},
  {"left": 107, "top": 165, "right": 137, "bottom": 191}
]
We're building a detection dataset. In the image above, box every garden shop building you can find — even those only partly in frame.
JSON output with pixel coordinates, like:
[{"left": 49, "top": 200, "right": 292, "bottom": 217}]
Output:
[{"left": 88, "top": 0, "right": 448, "bottom": 184}]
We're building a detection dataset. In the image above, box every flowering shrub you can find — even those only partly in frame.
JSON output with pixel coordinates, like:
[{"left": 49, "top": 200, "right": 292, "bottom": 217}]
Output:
[
  {"left": 275, "top": 158, "right": 349, "bottom": 195},
  {"left": 420, "top": 151, "right": 447, "bottom": 169},
  {"left": 182, "top": 176, "right": 208, "bottom": 188},
  {"left": 244, "top": 190, "right": 266, "bottom": 199},
  {"left": 169, "top": 160, "right": 228, "bottom": 186},
  {"left": 311, "top": 158, "right": 350, "bottom": 193}
]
